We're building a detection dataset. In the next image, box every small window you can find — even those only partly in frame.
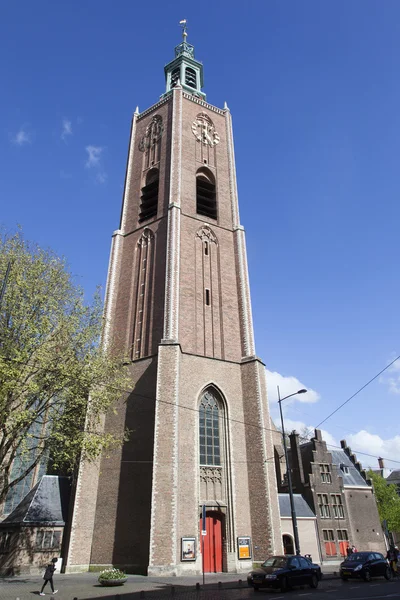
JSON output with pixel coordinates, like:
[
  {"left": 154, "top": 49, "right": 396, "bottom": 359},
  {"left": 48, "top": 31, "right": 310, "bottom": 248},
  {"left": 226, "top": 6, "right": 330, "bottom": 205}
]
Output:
[
  {"left": 204, "top": 241, "right": 209, "bottom": 256},
  {"left": 185, "top": 67, "right": 197, "bottom": 88},
  {"left": 331, "top": 494, "right": 344, "bottom": 518},
  {"left": 0, "top": 532, "right": 11, "bottom": 553},
  {"left": 205, "top": 289, "right": 210, "bottom": 306},
  {"left": 320, "top": 463, "right": 332, "bottom": 483},
  {"left": 322, "top": 529, "right": 335, "bottom": 541},
  {"left": 340, "top": 463, "right": 349, "bottom": 474},
  {"left": 35, "top": 529, "right": 62, "bottom": 550},
  {"left": 337, "top": 530, "right": 348, "bottom": 541},
  {"left": 196, "top": 168, "right": 217, "bottom": 220},
  {"left": 139, "top": 169, "right": 159, "bottom": 222},
  {"left": 317, "top": 493, "right": 330, "bottom": 518}
]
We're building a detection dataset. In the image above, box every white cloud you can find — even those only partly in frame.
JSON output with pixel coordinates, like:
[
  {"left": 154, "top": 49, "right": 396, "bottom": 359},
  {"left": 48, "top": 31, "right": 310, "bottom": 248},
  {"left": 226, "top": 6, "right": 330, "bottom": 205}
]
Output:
[
  {"left": 346, "top": 430, "right": 400, "bottom": 468},
  {"left": 96, "top": 171, "right": 107, "bottom": 184},
  {"left": 266, "top": 369, "right": 320, "bottom": 404},
  {"left": 12, "top": 128, "right": 31, "bottom": 146},
  {"left": 283, "top": 417, "right": 338, "bottom": 448},
  {"left": 85, "top": 145, "right": 103, "bottom": 168},
  {"left": 61, "top": 118, "right": 72, "bottom": 141}
]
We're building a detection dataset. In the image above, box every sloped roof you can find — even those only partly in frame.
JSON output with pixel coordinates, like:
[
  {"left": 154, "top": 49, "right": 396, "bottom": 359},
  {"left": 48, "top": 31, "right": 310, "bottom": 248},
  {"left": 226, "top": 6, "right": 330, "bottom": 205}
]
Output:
[
  {"left": 278, "top": 494, "right": 315, "bottom": 518},
  {"left": 0, "top": 476, "right": 71, "bottom": 526},
  {"left": 387, "top": 470, "right": 400, "bottom": 483},
  {"left": 330, "top": 449, "right": 369, "bottom": 488}
]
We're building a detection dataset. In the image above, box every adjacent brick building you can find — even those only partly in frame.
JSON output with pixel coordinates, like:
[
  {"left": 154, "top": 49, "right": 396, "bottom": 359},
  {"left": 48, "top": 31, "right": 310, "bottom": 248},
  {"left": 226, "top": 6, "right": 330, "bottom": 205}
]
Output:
[
  {"left": 275, "top": 429, "right": 385, "bottom": 561},
  {"left": 65, "top": 28, "right": 282, "bottom": 575}
]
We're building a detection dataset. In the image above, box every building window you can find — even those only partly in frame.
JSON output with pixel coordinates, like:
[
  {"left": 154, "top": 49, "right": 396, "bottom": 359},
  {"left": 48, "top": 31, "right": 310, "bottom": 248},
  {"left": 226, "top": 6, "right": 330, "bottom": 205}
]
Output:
[
  {"left": 0, "top": 532, "right": 11, "bottom": 553},
  {"left": 320, "top": 463, "right": 332, "bottom": 483},
  {"left": 322, "top": 529, "right": 337, "bottom": 556},
  {"left": 196, "top": 168, "right": 217, "bottom": 220},
  {"left": 340, "top": 463, "right": 349, "bottom": 474},
  {"left": 204, "top": 241, "right": 209, "bottom": 256},
  {"left": 35, "top": 529, "right": 62, "bottom": 550},
  {"left": 199, "top": 390, "right": 221, "bottom": 466},
  {"left": 331, "top": 494, "right": 344, "bottom": 518},
  {"left": 317, "top": 493, "right": 330, "bottom": 518},
  {"left": 171, "top": 67, "right": 180, "bottom": 87},
  {"left": 139, "top": 169, "right": 159, "bottom": 222},
  {"left": 205, "top": 288, "right": 210, "bottom": 306},
  {"left": 185, "top": 67, "right": 197, "bottom": 88},
  {"left": 337, "top": 529, "right": 348, "bottom": 541}
]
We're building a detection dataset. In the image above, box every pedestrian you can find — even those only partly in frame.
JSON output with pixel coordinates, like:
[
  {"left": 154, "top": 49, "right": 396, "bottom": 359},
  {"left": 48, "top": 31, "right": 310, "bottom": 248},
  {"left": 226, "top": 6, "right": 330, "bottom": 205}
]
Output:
[
  {"left": 351, "top": 545, "right": 357, "bottom": 554},
  {"left": 346, "top": 545, "right": 353, "bottom": 557},
  {"left": 387, "top": 545, "right": 399, "bottom": 577},
  {"left": 39, "top": 557, "right": 58, "bottom": 595}
]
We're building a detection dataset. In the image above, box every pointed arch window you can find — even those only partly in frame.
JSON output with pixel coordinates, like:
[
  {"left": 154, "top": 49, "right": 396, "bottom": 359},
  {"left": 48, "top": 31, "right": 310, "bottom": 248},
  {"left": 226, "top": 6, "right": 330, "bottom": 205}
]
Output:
[
  {"left": 185, "top": 67, "right": 197, "bottom": 89},
  {"left": 171, "top": 67, "right": 180, "bottom": 88},
  {"left": 139, "top": 168, "right": 159, "bottom": 222},
  {"left": 196, "top": 168, "right": 217, "bottom": 220},
  {"left": 199, "top": 390, "right": 221, "bottom": 466}
]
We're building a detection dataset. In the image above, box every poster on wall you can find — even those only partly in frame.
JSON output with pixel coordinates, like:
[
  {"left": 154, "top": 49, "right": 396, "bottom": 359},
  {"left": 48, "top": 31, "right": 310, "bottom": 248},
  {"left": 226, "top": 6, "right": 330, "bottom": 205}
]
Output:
[
  {"left": 181, "top": 537, "right": 196, "bottom": 561},
  {"left": 237, "top": 536, "right": 252, "bottom": 559}
]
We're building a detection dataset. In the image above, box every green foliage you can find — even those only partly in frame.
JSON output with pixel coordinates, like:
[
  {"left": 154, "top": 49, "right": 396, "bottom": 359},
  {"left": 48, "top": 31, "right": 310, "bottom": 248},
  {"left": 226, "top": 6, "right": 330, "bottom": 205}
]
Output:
[
  {"left": 98, "top": 568, "right": 126, "bottom": 581},
  {"left": 0, "top": 230, "right": 131, "bottom": 504},
  {"left": 368, "top": 470, "right": 400, "bottom": 532}
]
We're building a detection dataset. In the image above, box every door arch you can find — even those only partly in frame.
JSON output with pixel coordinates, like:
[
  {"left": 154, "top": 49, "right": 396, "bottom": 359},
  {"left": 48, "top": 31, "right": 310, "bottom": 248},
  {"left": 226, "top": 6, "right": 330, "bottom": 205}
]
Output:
[
  {"left": 283, "top": 534, "right": 294, "bottom": 555},
  {"left": 200, "top": 511, "right": 224, "bottom": 572}
]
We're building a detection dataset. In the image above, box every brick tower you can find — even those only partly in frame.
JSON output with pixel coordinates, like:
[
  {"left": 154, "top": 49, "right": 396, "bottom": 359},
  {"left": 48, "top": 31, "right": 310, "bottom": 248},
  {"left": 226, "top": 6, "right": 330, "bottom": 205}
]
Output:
[{"left": 66, "top": 25, "right": 282, "bottom": 576}]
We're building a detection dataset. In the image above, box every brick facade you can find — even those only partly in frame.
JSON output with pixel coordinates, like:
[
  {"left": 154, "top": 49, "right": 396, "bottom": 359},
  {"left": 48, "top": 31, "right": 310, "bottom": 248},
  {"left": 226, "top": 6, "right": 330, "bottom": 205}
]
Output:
[{"left": 66, "top": 49, "right": 282, "bottom": 574}]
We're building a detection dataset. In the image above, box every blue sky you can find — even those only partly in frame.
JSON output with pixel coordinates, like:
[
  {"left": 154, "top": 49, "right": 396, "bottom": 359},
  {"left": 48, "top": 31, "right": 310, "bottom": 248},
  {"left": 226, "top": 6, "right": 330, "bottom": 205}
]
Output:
[{"left": 2, "top": 1, "right": 400, "bottom": 469}]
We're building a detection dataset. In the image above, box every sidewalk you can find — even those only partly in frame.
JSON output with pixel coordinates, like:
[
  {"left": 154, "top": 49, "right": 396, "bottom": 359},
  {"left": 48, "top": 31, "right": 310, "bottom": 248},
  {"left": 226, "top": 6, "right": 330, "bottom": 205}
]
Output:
[{"left": 0, "top": 567, "right": 340, "bottom": 600}]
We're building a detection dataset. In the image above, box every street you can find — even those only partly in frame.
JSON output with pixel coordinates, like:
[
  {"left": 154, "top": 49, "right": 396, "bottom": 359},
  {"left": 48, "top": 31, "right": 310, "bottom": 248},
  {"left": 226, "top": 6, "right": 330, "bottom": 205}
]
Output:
[{"left": 0, "top": 573, "right": 399, "bottom": 600}]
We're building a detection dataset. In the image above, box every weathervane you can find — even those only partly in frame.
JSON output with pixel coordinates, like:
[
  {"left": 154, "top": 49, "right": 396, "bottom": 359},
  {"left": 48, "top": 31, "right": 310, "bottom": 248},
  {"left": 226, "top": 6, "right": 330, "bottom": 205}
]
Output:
[{"left": 179, "top": 19, "right": 187, "bottom": 41}]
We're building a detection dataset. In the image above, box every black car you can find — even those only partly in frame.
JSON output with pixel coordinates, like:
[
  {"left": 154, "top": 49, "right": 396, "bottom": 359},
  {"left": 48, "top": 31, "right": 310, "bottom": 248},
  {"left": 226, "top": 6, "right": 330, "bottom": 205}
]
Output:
[
  {"left": 248, "top": 555, "right": 319, "bottom": 592},
  {"left": 340, "top": 552, "right": 392, "bottom": 582}
]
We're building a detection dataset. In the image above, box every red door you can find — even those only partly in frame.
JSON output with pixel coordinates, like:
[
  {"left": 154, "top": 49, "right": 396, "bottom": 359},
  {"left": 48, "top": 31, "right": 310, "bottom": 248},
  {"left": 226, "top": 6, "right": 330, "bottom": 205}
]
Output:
[{"left": 200, "top": 512, "right": 223, "bottom": 572}]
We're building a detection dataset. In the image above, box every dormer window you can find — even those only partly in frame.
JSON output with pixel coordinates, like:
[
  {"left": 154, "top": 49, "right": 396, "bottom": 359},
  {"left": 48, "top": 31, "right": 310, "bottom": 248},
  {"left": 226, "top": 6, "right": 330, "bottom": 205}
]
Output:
[
  {"left": 185, "top": 67, "right": 197, "bottom": 89},
  {"left": 171, "top": 68, "right": 180, "bottom": 88},
  {"left": 340, "top": 463, "right": 349, "bottom": 475}
]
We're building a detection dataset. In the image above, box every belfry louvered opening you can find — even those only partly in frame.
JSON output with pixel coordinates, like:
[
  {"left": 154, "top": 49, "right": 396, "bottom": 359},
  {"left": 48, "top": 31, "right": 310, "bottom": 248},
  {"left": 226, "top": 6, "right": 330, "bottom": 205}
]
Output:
[
  {"left": 139, "top": 169, "right": 159, "bottom": 222},
  {"left": 171, "top": 67, "right": 180, "bottom": 88},
  {"left": 196, "top": 168, "right": 217, "bottom": 220},
  {"left": 185, "top": 67, "right": 197, "bottom": 89}
]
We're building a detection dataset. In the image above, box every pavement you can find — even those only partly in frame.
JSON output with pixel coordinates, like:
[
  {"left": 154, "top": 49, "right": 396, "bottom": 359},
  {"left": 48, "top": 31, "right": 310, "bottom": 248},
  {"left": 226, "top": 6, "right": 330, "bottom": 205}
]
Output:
[{"left": 0, "top": 564, "right": 350, "bottom": 600}]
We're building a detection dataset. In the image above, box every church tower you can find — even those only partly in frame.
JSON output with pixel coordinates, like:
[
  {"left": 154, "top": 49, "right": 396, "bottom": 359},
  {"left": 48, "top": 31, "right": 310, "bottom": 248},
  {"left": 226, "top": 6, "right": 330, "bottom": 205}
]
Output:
[{"left": 66, "top": 24, "right": 282, "bottom": 575}]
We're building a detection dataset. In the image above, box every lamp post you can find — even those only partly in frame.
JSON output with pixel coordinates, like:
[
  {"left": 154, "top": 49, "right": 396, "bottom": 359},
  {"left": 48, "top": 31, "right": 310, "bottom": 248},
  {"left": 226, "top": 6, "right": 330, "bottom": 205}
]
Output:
[{"left": 277, "top": 385, "right": 307, "bottom": 556}]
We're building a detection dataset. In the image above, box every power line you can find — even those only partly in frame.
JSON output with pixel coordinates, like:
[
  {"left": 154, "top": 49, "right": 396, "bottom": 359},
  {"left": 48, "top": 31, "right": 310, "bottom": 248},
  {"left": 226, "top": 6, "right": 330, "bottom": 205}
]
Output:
[
  {"left": 2, "top": 354, "right": 400, "bottom": 466},
  {"left": 315, "top": 354, "right": 400, "bottom": 429}
]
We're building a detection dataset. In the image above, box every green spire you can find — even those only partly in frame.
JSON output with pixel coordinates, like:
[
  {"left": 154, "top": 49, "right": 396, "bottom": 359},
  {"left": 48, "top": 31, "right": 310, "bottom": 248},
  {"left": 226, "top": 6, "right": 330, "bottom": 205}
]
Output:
[{"left": 163, "top": 20, "right": 206, "bottom": 100}]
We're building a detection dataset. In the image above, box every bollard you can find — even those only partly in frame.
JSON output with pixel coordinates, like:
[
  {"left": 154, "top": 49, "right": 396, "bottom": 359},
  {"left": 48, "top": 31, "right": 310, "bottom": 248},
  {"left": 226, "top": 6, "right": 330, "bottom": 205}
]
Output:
[
  {"left": 170, "top": 586, "right": 175, "bottom": 596},
  {"left": 218, "top": 581, "right": 222, "bottom": 589},
  {"left": 238, "top": 579, "right": 243, "bottom": 585},
  {"left": 196, "top": 582, "right": 201, "bottom": 591}
]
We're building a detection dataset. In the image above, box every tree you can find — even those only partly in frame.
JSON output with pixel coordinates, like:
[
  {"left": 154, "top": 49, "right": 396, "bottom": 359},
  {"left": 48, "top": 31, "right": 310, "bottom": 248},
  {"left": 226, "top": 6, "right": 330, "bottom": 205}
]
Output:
[
  {"left": 368, "top": 470, "right": 400, "bottom": 533},
  {"left": 0, "top": 230, "right": 131, "bottom": 505}
]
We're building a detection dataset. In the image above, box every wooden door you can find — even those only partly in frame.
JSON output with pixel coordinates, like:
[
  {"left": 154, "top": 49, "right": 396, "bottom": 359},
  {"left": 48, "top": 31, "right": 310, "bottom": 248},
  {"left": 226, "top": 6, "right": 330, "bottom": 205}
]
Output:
[{"left": 200, "top": 512, "right": 223, "bottom": 572}]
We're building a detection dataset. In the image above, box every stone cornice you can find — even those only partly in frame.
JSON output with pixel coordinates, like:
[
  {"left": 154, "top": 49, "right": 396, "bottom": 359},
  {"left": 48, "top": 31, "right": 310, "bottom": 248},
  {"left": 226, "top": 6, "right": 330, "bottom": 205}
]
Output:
[
  {"left": 182, "top": 92, "right": 225, "bottom": 116},
  {"left": 137, "top": 95, "right": 172, "bottom": 121}
]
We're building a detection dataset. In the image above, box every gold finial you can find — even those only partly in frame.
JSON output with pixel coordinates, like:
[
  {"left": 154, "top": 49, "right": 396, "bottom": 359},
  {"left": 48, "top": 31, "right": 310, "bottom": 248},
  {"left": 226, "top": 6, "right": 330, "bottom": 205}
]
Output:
[{"left": 179, "top": 19, "right": 187, "bottom": 41}]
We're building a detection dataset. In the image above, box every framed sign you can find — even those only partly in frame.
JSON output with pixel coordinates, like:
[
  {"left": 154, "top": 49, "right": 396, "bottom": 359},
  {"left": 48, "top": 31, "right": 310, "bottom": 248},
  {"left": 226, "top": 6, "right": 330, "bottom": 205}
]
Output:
[
  {"left": 237, "top": 536, "right": 252, "bottom": 560},
  {"left": 181, "top": 537, "right": 196, "bottom": 561}
]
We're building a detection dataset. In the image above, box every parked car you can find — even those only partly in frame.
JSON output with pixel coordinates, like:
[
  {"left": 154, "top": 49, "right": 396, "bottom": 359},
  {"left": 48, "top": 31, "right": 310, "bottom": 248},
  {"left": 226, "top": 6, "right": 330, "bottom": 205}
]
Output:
[
  {"left": 247, "top": 555, "right": 319, "bottom": 591},
  {"left": 304, "top": 556, "right": 323, "bottom": 580},
  {"left": 340, "top": 552, "right": 392, "bottom": 582}
]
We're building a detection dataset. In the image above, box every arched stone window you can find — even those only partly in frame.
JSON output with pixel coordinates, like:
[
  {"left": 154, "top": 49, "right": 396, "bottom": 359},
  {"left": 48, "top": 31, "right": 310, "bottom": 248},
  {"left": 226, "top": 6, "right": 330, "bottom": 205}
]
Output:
[
  {"left": 196, "top": 167, "right": 217, "bottom": 220},
  {"left": 199, "top": 389, "right": 221, "bottom": 466},
  {"left": 139, "top": 168, "right": 159, "bottom": 222}
]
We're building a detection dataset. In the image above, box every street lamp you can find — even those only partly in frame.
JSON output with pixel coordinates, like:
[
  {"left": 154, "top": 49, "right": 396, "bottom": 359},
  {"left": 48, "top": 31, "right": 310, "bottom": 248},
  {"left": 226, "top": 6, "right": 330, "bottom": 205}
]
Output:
[{"left": 277, "top": 385, "right": 307, "bottom": 556}]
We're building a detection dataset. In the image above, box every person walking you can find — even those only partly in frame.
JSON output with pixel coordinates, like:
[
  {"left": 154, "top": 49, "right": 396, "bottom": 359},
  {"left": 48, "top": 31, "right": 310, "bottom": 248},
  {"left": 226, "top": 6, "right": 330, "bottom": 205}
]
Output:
[
  {"left": 387, "top": 545, "right": 399, "bottom": 578},
  {"left": 39, "top": 557, "right": 58, "bottom": 595}
]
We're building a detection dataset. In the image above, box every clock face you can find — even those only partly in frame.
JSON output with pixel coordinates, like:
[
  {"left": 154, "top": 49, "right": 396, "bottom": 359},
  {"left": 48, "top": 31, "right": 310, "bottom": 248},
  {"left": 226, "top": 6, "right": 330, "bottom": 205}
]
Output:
[{"left": 192, "top": 114, "right": 220, "bottom": 147}]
